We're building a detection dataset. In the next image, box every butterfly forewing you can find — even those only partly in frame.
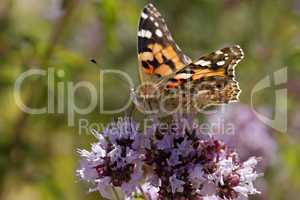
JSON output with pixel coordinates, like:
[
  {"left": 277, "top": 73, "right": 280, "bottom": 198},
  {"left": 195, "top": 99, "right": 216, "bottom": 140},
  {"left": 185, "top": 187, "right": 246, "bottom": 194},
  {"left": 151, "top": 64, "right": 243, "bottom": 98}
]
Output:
[{"left": 137, "top": 3, "right": 191, "bottom": 82}]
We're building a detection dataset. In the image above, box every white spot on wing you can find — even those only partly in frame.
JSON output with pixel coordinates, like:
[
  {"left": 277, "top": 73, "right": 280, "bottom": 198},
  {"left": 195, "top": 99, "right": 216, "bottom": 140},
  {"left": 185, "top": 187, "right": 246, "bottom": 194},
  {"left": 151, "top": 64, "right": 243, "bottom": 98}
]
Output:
[
  {"left": 183, "top": 55, "right": 191, "bottom": 64},
  {"left": 155, "top": 29, "right": 163, "bottom": 37},
  {"left": 154, "top": 22, "right": 159, "bottom": 27},
  {"left": 175, "top": 73, "right": 193, "bottom": 79},
  {"left": 141, "top": 12, "right": 148, "bottom": 19},
  {"left": 194, "top": 60, "right": 211, "bottom": 66},
  {"left": 217, "top": 61, "right": 226, "bottom": 66},
  {"left": 138, "top": 29, "right": 152, "bottom": 39},
  {"left": 145, "top": 31, "right": 152, "bottom": 39},
  {"left": 150, "top": 16, "right": 154, "bottom": 21},
  {"left": 216, "top": 50, "right": 223, "bottom": 55},
  {"left": 163, "top": 25, "right": 168, "bottom": 32}
]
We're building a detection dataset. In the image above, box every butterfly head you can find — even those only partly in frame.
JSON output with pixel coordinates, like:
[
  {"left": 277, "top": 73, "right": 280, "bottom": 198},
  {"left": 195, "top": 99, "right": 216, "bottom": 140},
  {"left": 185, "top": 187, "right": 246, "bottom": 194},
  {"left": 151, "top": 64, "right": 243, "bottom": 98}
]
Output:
[{"left": 131, "top": 83, "right": 162, "bottom": 114}]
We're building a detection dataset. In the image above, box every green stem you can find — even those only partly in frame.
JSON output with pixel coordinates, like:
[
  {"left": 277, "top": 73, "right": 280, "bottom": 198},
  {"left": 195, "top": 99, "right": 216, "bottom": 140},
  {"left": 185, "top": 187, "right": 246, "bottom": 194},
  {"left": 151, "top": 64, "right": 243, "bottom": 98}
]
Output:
[{"left": 112, "top": 187, "right": 121, "bottom": 200}]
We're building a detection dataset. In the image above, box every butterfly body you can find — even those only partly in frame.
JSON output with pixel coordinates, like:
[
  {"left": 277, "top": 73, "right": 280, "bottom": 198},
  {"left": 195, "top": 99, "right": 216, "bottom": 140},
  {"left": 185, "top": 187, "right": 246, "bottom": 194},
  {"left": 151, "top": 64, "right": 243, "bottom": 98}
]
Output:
[{"left": 132, "top": 4, "right": 244, "bottom": 115}]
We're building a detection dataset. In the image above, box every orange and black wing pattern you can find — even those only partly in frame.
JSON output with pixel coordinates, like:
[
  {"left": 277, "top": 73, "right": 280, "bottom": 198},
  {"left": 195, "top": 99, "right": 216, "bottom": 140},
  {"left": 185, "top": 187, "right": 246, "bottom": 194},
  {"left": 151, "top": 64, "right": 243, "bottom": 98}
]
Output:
[
  {"left": 137, "top": 3, "right": 191, "bottom": 82},
  {"left": 164, "top": 45, "right": 244, "bottom": 109}
]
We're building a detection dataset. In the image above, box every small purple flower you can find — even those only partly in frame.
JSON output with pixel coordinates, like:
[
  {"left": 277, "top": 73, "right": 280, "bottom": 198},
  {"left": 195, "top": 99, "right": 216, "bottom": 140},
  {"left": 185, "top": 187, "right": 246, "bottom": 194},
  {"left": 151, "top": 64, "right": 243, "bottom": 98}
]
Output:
[
  {"left": 156, "top": 134, "right": 174, "bottom": 150},
  {"left": 170, "top": 174, "right": 186, "bottom": 193},
  {"left": 76, "top": 117, "right": 144, "bottom": 198},
  {"left": 168, "top": 150, "right": 181, "bottom": 166},
  {"left": 189, "top": 164, "right": 205, "bottom": 188},
  {"left": 209, "top": 154, "right": 261, "bottom": 199},
  {"left": 141, "top": 182, "right": 160, "bottom": 200}
]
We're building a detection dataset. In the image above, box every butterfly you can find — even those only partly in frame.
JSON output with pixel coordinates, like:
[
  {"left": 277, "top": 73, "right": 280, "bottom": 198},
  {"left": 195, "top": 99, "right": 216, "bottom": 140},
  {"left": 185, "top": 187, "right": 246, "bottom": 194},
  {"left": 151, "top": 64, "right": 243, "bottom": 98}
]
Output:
[{"left": 131, "top": 3, "right": 244, "bottom": 115}]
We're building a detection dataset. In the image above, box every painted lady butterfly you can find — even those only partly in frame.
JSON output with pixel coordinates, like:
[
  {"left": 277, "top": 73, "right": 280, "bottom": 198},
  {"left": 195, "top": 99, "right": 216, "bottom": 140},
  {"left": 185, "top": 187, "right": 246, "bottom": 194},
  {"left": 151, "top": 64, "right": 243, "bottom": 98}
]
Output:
[{"left": 131, "top": 3, "right": 244, "bottom": 115}]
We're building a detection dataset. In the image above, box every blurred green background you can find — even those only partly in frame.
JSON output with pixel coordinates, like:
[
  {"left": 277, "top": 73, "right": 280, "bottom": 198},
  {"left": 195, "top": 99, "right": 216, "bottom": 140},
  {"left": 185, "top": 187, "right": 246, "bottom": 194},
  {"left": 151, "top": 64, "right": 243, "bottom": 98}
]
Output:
[{"left": 1, "top": 0, "right": 300, "bottom": 199}]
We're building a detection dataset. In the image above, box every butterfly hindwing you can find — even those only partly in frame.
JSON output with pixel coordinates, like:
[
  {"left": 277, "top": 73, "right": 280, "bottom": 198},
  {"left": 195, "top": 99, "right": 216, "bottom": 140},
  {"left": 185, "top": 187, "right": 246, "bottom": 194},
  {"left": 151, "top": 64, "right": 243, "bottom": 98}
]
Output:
[
  {"left": 138, "top": 3, "right": 191, "bottom": 82},
  {"left": 163, "top": 46, "right": 244, "bottom": 110}
]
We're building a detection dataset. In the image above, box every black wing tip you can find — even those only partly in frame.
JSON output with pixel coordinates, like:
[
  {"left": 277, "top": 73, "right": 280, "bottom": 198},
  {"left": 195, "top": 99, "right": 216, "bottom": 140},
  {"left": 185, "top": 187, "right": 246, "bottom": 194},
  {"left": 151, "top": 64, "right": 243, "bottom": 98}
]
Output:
[
  {"left": 143, "top": 3, "right": 157, "bottom": 12},
  {"left": 145, "top": 3, "right": 155, "bottom": 8},
  {"left": 141, "top": 3, "right": 158, "bottom": 19},
  {"left": 232, "top": 44, "right": 245, "bottom": 60}
]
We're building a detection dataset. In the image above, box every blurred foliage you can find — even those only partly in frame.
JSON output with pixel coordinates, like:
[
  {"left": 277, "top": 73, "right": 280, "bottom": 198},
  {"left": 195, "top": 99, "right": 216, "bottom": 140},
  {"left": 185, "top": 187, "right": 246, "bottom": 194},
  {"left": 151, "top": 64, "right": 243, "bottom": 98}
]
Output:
[{"left": 0, "top": 0, "right": 300, "bottom": 200}]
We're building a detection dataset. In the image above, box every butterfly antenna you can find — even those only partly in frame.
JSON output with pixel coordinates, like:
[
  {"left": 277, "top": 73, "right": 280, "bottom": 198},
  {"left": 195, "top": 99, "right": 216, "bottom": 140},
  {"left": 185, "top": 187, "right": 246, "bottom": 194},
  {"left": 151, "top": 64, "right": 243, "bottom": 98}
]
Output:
[
  {"left": 90, "top": 59, "right": 98, "bottom": 65},
  {"left": 90, "top": 59, "right": 134, "bottom": 91},
  {"left": 90, "top": 58, "right": 137, "bottom": 117}
]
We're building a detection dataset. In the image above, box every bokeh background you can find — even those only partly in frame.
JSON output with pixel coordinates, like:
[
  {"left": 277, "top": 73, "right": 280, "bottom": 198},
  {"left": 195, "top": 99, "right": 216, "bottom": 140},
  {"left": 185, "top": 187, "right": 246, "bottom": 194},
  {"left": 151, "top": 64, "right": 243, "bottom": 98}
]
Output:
[{"left": 1, "top": 0, "right": 300, "bottom": 199}]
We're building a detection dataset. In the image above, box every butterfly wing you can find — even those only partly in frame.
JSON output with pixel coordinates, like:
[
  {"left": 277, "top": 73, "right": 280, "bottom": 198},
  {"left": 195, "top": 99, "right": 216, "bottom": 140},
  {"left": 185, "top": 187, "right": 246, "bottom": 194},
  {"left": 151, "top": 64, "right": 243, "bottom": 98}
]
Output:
[
  {"left": 163, "top": 45, "right": 244, "bottom": 111},
  {"left": 191, "top": 45, "right": 244, "bottom": 81},
  {"left": 137, "top": 3, "right": 192, "bottom": 82}
]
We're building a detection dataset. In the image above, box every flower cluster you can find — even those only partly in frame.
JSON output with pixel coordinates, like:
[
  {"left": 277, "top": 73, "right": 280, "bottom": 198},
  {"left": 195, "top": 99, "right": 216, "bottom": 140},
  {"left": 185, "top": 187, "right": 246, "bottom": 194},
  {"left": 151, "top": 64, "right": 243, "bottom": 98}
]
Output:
[
  {"left": 76, "top": 116, "right": 261, "bottom": 200},
  {"left": 76, "top": 117, "right": 144, "bottom": 199}
]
